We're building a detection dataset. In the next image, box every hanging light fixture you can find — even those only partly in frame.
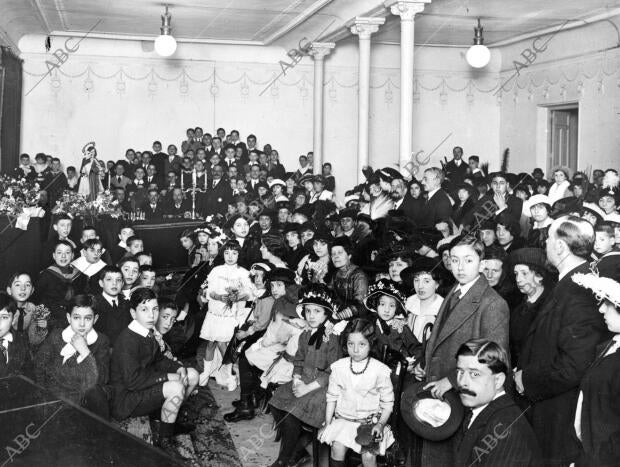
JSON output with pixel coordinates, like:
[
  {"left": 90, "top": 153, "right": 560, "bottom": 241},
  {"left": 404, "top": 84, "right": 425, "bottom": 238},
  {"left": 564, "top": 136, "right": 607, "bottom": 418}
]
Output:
[
  {"left": 466, "top": 18, "right": 490, "bottom": 68},
  {"left": 154, "top": 5, "right": 177, "bottom": 57}
]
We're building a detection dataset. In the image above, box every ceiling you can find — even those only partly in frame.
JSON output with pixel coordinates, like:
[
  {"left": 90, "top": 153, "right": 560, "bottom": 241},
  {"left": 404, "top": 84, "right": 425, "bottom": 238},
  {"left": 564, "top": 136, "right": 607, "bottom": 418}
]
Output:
[{"left": 1, "top": 0, "right": 619, "bottom": 51}]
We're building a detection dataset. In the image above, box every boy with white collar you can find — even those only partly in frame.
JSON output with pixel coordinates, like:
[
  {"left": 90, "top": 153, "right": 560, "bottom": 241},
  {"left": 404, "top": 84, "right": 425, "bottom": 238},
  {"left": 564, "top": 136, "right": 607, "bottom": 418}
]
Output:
[
  {"left": 34, "top": 295, "right": 110, "bottom": 408},
  {"left": 72, "top": 238, "right": 108, "bottom": 280},
  {"left": 111, "top": 288, "right": 194, "bottom": 460}
]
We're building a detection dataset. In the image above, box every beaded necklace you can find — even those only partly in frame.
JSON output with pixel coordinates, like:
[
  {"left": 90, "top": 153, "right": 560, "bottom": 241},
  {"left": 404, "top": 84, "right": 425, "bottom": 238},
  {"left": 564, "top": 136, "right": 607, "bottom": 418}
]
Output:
[{"left": 349, "top": 357, "right": 370, "bottom": 375}]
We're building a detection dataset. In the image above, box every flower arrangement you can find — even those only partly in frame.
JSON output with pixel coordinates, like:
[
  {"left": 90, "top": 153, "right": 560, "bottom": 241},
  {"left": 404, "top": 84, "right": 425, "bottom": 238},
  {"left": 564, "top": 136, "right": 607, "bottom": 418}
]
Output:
[
  {"left": 32, "top": 304, "right": 51, "bottom": 335},
  {"left": 0, "top": 175, "right": 41, "bottom": 216},
  {"left": 52, "top": 189, "right": 124, "bottom": 219}
]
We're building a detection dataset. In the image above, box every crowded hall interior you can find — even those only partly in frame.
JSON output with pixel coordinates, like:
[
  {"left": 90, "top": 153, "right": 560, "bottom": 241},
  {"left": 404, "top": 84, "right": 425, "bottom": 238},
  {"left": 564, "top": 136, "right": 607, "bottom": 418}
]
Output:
[{"left": 1, "top": 0, "right": 620, "bottom": 466}]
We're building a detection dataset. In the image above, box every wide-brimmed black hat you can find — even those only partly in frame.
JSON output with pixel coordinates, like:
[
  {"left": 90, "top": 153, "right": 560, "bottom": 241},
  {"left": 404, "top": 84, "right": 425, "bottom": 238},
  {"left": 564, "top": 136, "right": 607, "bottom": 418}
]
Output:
[
  {"left": 312, "top": 229, "right": 335, "bottom": 244},
  {"left": 298, "top": 174, "right": 314, "bottom": 186},
  {"left": 400, "top": 256, "right": 445, "bottom": 286},
  {"left": 401, "top": 382, "right": 465, "bottom": 441},
  {"left": 338, "top": 207, "right": 359, "bottom": 221},
  {"left": 550, "top": 196, "right": 581, "bottom": 219},
  {"left": 267, "top": 267, "right": 296, "bottom": 284}
]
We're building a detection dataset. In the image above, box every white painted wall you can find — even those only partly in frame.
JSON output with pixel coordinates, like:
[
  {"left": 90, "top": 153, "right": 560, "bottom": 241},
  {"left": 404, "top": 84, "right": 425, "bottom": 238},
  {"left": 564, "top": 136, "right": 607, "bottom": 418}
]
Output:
[
  {"left": 497, "top": 18, "right": 620, "bottom": 175},
  {"left": 18, "top": 32, "right": 498, "bottom": 199}
]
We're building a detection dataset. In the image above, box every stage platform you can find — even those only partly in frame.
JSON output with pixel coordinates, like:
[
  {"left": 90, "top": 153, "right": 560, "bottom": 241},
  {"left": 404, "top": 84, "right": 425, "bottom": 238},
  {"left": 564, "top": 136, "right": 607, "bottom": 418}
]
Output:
[{"left": 0, "top": 376, "right": 182, "bottom": 467}]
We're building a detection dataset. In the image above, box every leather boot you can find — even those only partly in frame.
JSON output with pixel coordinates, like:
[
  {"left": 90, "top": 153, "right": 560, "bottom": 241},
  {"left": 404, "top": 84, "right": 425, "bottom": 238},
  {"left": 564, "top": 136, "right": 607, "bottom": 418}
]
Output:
[{"left": 223, "top": 394, "right": 255, "bottom": 422}]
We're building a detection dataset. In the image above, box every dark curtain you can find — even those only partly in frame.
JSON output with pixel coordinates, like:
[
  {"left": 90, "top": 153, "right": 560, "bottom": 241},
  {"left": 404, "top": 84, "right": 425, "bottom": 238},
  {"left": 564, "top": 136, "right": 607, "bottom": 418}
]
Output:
[{"left": 0, "top": 46, "right": 23, "bottom": 173}]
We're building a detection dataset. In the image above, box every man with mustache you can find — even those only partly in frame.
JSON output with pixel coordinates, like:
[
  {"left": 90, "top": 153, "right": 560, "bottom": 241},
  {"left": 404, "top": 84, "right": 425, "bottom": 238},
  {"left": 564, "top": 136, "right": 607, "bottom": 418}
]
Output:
[{"left": 453, "top": 339, "right": 539, "bottom": 466}]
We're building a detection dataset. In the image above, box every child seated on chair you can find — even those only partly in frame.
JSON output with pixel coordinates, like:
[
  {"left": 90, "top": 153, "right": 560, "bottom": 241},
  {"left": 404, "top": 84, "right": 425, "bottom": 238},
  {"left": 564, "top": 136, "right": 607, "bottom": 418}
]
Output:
[
  {"left": 319, "top": 318, "right": 394, "bottom": 467},
  {"left": 363, "top": 279, "right": 423, "bottom": 376},
  {"left": 268, "top": 283, "right": 342, "bottom": 467},
  {"left": 34, "top": 294, "right": 110, "bottom": 414},
  {"left": 110, "top": 288, "right": 194, "bottom": 460},
  {"left": 0, "top": 293, "right": 32, "bottom": 378}
]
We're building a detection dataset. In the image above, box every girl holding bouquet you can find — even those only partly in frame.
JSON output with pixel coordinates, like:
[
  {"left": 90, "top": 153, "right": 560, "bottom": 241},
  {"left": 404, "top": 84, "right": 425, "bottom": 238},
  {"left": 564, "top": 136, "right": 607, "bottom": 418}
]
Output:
[{"left": 198, "top": 240, "right": 253, "bottom": 390}]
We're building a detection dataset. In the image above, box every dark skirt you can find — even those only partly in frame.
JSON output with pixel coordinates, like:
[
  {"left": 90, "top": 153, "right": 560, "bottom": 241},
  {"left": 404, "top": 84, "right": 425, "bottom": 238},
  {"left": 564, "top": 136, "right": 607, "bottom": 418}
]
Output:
[{"left": 269, "top": 382, "right": 327, "bottom": 428}]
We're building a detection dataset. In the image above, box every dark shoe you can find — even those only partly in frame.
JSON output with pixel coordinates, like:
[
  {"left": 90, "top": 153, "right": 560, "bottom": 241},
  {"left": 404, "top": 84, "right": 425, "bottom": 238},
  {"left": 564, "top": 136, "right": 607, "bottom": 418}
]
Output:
[
  {"left": 173, "top": 420, "right": 195, "bottom": 435},
  {"left": 329, "top": 458, "right": 345, "bottom": 467},
  {"left": 287, "top": 451, "right": 311, "bottom": 467},
  {"left": 223, "top": 395, "right": 255, "bottom": 422}
]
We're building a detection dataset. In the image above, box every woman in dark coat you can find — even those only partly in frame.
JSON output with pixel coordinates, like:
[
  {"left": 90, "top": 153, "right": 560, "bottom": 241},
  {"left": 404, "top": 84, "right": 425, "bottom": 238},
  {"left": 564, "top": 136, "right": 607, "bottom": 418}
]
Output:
[
  {"left": 268, "top": 285, "right": 342, "bottom": 467},
  {"left": 508, "top": 247, "right": 553, "bottom": 368},
  {"left": 572, "top": 273, "right": 620, "bottom": 467}
]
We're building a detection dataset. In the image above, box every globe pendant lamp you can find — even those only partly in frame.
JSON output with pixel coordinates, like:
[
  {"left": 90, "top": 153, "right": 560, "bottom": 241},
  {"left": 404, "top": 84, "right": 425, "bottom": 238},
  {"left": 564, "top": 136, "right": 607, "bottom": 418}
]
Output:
[
  {"left": 466, "top": 18, "right": 490, "bottom": 68},
  {"left": 154, "top": 5, "right": 177, "bottom": 57}
]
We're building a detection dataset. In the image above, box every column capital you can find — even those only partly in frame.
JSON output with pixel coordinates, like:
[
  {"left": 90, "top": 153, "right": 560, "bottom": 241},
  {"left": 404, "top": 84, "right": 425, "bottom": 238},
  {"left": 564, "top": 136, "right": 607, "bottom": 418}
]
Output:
[
  {"left": 309, "top": 42, "right": 335, "bottom": 60},
  {"left": 349, "top": 17, "right": 385, "bottom": 39},
  {"left": 384, "top": 0, "right": 430, "bottom": 21}
]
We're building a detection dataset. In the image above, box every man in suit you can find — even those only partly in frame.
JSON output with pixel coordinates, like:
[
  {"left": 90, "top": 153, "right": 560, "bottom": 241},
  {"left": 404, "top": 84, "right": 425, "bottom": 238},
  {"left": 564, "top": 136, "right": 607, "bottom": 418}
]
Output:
[
  {"left": 140, "top": 188, "right": 165, "bottom": 222},
  {"left": 163, "top": 144, "right": 182, "bottom": 175},
  {"left": 247, "top": 164, "right": 262, "bottom": 193},
  {"left": 420, "top": 167, "right": 453, "bottom": 228},
  {"left": 390, "top": 176, "right": 419, "bottom": 220},
  {"left": 468, "top": 155, "right": 485, "bottom": 180},
  {"left": 453, "top": 339, "right": 540, "bottom": 467},
  {"left": 164, "top": 187, "right": 191, "bottom": 219},
  {"left": 92, "top": 266, "right": 132, "bottom": 347},
  {"left": 514, "top": 216, "right": 608, "bottom": 466},
  {"left": 110, "top": 163, "right": 132, "bottom": 190},
  {"left": 201, "top": 165, "right": 232, "bottom": 217},
  {"left": 445, "top": 146, "right": 469, "bottom": 185},
  {"left": 181, "top": 128, "right": 197, "bottom": 155},
  {"left": 462, "top": 172, "right": 523, "bottom": 228},
  {"left": 246, "top": 134, "right": 258, "bottom": 153},
  {"left": 419, "top": 235, "right": 509, "bottom": 467}
]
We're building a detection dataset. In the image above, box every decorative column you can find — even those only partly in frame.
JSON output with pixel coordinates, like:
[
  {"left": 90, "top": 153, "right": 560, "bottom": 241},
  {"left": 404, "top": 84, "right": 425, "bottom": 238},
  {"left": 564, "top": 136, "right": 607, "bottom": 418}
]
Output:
[
  {"left": 309, "top": 42, "right": 335, "bottom": 175},
  {"left": 351, "top": 18, "right": 384, "bottom": 183},
  {"left": 385, "top": 0, "right": 431, "bottom": 172}
]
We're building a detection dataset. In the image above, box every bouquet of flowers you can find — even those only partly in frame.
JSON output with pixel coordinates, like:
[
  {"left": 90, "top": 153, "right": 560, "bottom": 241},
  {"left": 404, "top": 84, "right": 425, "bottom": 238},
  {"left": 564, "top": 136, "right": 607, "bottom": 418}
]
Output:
[
  {"left": 32, "top": 304, "right": 51, "bottom": 334},
  {"left": 91, "top": 190, "right": 124, "bottom": 218},
  {"left": 52, "top": 190, "right": 90, "bottom": 218},
  {"left": 0, "top": 175, "right": 41, "bottom": 217},
  {"left": 223, "top": 279, "right": 243, "bottom": 310}
]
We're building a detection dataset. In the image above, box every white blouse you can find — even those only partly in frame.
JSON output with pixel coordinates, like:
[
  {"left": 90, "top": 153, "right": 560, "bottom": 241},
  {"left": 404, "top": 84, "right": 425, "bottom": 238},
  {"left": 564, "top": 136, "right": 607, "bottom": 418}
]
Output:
[{"left": 405, "top": 294, "right": 444, "bottom": 342}]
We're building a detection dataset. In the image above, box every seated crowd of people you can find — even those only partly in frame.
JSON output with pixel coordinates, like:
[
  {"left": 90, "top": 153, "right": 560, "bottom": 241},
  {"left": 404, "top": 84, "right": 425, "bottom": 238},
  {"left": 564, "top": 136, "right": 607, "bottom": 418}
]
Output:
[{"left": 3, "top": 128, "right": 620, "bottom": 467}]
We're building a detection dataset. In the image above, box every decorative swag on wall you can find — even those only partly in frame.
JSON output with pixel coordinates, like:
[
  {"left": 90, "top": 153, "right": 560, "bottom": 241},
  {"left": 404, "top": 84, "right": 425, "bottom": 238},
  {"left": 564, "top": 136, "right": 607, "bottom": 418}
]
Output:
[{"left": 21, "top": 50, "right": 620, "bottom": 106}]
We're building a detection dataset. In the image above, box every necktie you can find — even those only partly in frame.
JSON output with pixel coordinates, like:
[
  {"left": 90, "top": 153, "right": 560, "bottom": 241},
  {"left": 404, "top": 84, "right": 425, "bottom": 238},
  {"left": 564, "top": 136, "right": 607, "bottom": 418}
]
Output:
[
  {"left": 117, "top": 177, "right": 122, "bottom": 183},
  {"left": 462, "top": 409, "right": 473, "bottom": 433},
  {"left": 1, "top": 342, "right": 7, "bottom": 363},
  {"left": 213, "top": 181, "right": 217, "bottom": 188},
  {"left": 112, "top": 300, "right": 118, "bottom": 311}
]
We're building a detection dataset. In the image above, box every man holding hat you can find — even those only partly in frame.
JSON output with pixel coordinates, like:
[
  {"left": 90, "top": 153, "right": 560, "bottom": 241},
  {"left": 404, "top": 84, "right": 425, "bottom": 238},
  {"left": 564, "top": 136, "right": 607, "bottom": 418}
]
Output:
[{"left": 453, "top": 339, "right": 540, "bottom": 466}]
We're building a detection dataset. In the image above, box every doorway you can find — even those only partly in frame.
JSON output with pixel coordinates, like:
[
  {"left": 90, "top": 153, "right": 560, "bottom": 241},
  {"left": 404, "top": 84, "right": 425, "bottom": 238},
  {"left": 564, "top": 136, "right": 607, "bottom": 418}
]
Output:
[{"left": 547, "top": 104, "right": 578, "bottom": 172}]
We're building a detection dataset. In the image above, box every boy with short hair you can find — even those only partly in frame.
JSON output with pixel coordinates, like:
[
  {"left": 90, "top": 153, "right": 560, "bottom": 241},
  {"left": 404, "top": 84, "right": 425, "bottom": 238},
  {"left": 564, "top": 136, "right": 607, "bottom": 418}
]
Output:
[
  {"left": 111, "top": 226, "right": 135, "bottom": 264},
  {"left": 592, "top": 222, "right": 620, "bottom": 281},
  {"left": 124, "top": 236, "right": 144, "bottom": 259},
  {"left": 0, "top": 294, "right": 32, "bottom": 378},
  {"left": 420, "top": 235, "right": 509, "bottom": 466},
  {"left": 93, "top": 265, "right": 132, "bottom": 347},
  {"left": 138, "top": 265, "right": 157, "bottom": 290},
  {"left": 43, "top": 214, "right": 77, "bottom": 266},
  {"left": 35, "top": 240, "right": 87, "bottom": 323},
  {"left": 72, "top": 238, "right": 107, "bottom": 279},
  {"left": 118, "top": 256, "right": 140, "bottom": 300},
  {"left": 34, "top": 294, "right": 110, "bottom": 415},
  {"left": 111, "top": 288, "right": 195, "bottom": 458}
]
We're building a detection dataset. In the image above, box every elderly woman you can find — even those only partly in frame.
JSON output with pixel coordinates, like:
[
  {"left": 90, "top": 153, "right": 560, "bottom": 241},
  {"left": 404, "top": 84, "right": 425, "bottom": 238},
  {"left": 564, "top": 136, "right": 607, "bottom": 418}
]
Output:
[
  {"left": 508, "top": 247, "right": 553, "bottom": 367},
  {"left": 525, "top": 194, "right": 554, "bottom": 249}
]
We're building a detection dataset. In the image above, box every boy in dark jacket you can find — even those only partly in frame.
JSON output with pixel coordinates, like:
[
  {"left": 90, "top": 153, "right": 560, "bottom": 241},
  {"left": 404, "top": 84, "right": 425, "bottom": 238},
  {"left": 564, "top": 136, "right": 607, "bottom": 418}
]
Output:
[
  {"left": 110, "top": 288, "right": 194, "bottom": 459},
  {"left": 0, "top": 294, "right": 32, "bottom": 378}
]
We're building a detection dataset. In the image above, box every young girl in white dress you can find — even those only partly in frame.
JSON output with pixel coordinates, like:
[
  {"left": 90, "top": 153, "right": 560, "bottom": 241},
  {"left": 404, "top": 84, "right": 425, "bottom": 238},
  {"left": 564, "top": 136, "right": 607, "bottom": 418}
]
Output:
[
  {"left": 319, "top": 318, "right": 395, "bottom": 467},
  {"left": 198, "top": 240, "right": 253, "bottom": 390}
]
